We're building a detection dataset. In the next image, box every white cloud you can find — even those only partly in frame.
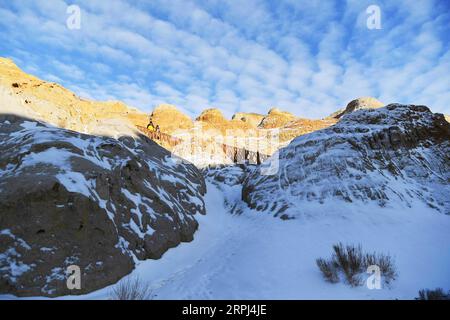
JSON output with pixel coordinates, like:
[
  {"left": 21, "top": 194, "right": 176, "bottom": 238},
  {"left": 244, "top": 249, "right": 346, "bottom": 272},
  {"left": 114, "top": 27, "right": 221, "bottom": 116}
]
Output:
[
  {"left": 53, "top": 60, "right": 85, "bottom": 80},
  {"left": 0, "top": 0, "right": 449, "bottom": 119}
]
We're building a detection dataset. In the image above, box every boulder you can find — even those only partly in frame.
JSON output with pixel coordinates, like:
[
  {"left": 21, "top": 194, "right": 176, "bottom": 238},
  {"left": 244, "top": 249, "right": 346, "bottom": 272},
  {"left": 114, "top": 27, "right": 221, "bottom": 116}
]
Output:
[{"left": 0, "top": 114, "right": 206, "bottom": 297}]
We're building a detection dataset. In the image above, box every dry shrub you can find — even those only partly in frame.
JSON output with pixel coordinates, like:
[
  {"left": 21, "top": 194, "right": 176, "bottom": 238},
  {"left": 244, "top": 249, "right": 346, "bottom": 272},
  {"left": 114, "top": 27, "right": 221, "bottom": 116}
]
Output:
[
  {"left": 316, "top": 258, "right": 339, "bottom": 283},
  {"left": 316, "top": 243, "right": 397, "bottom": 287},
  {"left": 417, "top": 288, "right": 450, "bottom": 300},
  {"left": 109, "top": 275, "right": 153, "bottom": 300}
]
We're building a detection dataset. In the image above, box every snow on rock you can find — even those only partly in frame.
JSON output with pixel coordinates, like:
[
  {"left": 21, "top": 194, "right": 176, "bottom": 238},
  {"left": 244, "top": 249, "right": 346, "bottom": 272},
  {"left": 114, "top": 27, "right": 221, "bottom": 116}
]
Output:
[
  {"left": 16, "top": 178, "right": 449, "bottom": 300},
  {"left": 0, "top": 114, "right": 206, "bottom": 297},
  {"left": 243, "top": 104, "right": 450, "bottom": 218}
]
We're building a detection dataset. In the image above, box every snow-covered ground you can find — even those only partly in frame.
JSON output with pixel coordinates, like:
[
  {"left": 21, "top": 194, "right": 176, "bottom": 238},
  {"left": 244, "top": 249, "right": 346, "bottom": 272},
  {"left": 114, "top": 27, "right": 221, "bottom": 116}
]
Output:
[{"left": 2, "top": 180, "right": 449, "bottom": 300}]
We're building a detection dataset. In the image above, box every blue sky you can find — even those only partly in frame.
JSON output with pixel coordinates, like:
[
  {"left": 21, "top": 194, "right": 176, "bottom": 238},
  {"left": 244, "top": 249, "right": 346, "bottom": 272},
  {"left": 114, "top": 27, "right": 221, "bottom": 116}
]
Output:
[{"left": 0, "top": 0, "right": 449, "bottom": 119}]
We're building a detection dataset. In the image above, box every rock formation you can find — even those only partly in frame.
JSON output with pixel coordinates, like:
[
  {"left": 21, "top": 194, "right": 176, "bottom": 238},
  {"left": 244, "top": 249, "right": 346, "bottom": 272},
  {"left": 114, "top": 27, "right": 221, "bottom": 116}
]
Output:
[
  {"left": 258, "top": 107, "right": 297, "bottom": 129},
  {"left": 0, "top": 114, "right": 205, "bottom": 297},
  {"left": 148, "top": 106, "right": 336, "bottom": 167},
  {"left": 231, "top": 112, "right": 265, "bottom": 127},
  {"left": 243, "top": 104, "right": 450, "bottom": 218},
  {"left": 0, "top": 58, "right": 339, "bottom": 168},
  {"left": 1, "top": 56, "right": 449, "bottom": 299},
  {"left": 0, "top": 58, "right": 149, "bottom": 138},
  {"left": 149, "top": 104, "right": 194, "bottom": 133},
  {"left": 196, "top": 108, "right": 227, "bottom": 124},
  {"left": 331, "top": 97, "right": 384, "bottom": 119}
]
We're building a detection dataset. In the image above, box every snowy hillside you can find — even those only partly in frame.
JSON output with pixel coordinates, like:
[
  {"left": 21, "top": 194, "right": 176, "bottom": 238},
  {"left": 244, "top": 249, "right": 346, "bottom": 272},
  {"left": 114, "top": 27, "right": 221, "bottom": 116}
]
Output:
[
  {"left": 0, "top": 114, "right": 205, "bottom": 297},
  {"left": 3, "top": 174, "right": 449, "bottom": 300},
  {"left": 243, "top": 104, "right": 450, "bottom": 218}
]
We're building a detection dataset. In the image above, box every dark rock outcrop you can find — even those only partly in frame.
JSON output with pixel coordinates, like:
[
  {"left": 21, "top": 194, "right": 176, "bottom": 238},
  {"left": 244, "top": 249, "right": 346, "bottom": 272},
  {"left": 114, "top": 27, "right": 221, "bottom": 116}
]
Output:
[{"left": 0, "top": 114, "right": 206, "bottom": 297}]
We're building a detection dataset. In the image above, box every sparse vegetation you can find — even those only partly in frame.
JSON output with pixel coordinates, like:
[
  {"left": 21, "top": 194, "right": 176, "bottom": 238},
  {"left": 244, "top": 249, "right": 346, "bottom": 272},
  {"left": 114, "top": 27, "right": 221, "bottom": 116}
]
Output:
[
  {"left": 316, "top": 258, "right": 339, "bottom": 283},
  {"left": 316, "top": 243, "right": 397, "bottom": 287},
  {"left": 332, "top": 243, "right": 364, "bottom": 286},
  {"left": 109, "top": 275, "right": 153, "bottom": 300},
  {"left": 364, "top": 252, "right": 396, "bottom": 284},
  {"left": 416, "top": 288, "right": 450, "bottom": 300}
]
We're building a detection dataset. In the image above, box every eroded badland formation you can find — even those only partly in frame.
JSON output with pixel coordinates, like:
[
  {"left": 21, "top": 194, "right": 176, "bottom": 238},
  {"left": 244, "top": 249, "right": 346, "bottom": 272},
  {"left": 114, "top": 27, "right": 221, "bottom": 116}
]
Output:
[{"left": 1, "top": 57, "right": 449, "bottom": 297}]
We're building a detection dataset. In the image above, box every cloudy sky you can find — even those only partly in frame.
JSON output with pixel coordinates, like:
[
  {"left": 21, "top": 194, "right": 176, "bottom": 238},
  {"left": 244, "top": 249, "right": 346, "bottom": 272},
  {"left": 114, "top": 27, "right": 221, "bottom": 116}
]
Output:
[{"left": 0, "top": 0, "right": 449, "bottom": 119}]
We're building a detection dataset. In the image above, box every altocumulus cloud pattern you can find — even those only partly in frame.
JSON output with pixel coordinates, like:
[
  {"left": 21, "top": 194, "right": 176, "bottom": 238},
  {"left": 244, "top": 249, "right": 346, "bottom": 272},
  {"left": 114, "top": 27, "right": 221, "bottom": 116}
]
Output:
[{"left": 0, "top": 0, "right": 449, "bottom": 118}]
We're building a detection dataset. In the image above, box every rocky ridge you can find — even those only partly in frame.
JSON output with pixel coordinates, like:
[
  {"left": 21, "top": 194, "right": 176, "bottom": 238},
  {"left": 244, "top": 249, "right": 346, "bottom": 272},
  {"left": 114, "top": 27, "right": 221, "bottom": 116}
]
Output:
[
  {"left": 149, "top": 105, "right": 337, "bottom": 167},
  {"left": 243, "top": 104, "right": 450, "bottom": 218},
  {"left": 0, "top": 57, "right": 340, "bottom": 168},
  {"left": 0, "top": 58, "right": 149, "bottom": 138}
]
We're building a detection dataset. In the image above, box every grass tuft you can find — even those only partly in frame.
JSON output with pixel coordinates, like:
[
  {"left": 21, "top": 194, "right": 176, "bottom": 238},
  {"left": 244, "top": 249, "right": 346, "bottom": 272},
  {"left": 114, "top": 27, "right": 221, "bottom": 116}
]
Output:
[
  {"left": 109, "top": 275, "right": 153, "bottom": 300},
  {"left": 417, "top": 288, "right": 450, "bottom": 300},
  {"left": 316, "top": 243, "right": 396, "bottom": 287}
]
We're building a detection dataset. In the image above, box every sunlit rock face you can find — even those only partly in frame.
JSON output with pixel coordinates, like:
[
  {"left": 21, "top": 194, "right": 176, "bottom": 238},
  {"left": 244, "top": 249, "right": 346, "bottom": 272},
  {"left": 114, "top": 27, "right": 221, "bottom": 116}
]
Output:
[
  {"left": 0, "top": 57, "right": 339, "bottom": 169},
  {"left": 231, "top": 112, "right": 265, "bottom": 127},
  {"left": 0, "top": 57, "right": 149, "bottom": 137},
  {"left": 258, "top": 107, "right": 297, "bottom": 129},
  {"left": 155, "top": 106, "right": 336, "bottom": 168},
  {"left": 149, "top": 104, "right": 194, "bottom": 134},
  {"left": 331, "top": 97, "right": 385, "bottom": 119}
]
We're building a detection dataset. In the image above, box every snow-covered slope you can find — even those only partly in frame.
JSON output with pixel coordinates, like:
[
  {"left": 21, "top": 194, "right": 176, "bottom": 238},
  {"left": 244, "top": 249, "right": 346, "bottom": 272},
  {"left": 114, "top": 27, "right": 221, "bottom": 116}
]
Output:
[
  {"left": 3, "top": 174, "right": 449, "bottom": 300},
  {"left": 243, "top": 104, "right": 449, "bottom": 218},
  {"left": 1, "top": 104, "right": 449, "bottom": 300},
  {"left": 0, "top": 114, "right": 205, "bottom": 297}
]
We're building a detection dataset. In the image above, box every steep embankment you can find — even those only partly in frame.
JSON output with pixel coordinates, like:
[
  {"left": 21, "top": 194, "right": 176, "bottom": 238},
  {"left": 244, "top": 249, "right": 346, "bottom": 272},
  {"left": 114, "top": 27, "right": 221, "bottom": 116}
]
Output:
[
  {"left": 0, "top": 114, "right": 205, "bottom": 297},
  {"left": 243, "top": 104, "right": 450, "bottom": 218}
]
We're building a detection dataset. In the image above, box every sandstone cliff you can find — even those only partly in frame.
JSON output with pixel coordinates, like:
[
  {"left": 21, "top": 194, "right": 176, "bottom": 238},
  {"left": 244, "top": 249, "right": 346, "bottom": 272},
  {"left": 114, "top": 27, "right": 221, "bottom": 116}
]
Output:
[
  {"left": 0, "top": 57, "right": 339, "bottom": 168},
  {"left": 0, "top": 58, "right": 149, "bottom": 137},
  {"left": 148, "top": 105, "right": 336, "bottom": 167}
]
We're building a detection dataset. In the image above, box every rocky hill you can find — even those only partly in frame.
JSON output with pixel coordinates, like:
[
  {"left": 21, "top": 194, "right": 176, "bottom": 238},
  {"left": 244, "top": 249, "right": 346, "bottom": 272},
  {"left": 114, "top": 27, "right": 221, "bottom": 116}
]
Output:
[
  {"left": 0, "top": 114, "right": 205, "bottom": 297},
  {"left": 0, "top": 58, "right": 149, "bottom": 138},
  {"left": 149, "top": 104, "right": 194, "bottom": 133},
  {"left": 1, "top": 56, "right": 449, "bottom": 299},
  {"left": 231, "top": 112, "right": 265, "bottom": 127},
  {"left": 0, "top": 57, "right": 340, "bottom": 168},
  {"left": 331, "top": 97, "right": 384, "bottom": 119},
  {"left": 257, "top": 107, "right": 297, "bottom": 129},
  {"left": 149, "top": 105, "right": 337, "bottom": 167},
  {"left": 243, "top": 104, "right": 450, "bottom": 218}
]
